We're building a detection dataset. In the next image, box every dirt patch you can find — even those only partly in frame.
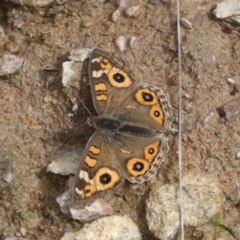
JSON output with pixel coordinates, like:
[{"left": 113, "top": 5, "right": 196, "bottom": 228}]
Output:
[{"left": 0, "top": 0, "right": 240, "bottom": 239}]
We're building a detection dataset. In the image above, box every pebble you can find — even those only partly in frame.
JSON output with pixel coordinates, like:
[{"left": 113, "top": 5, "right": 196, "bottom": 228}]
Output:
[
  {"left": 115, "top": 35, "right": 126, "bottom": 52},
  {"left": 226, "top": 77, "right": 235, "bottom": 84},
  {"left": 125, "top": 5, "right": 142, "bottom": 18},
  {"left": 112, "top": 9, "right": 122, "bottom": 22},
  {"left": 0, "top": 54, "right": 24, "bottom": 76},
  {"left": 217, "top": 97, "right": 240, "bottom": 120},
  {"left": 184, "top": 102, "right": 192, "bottom": 113},
  {"left": 72, "top": 103, "right": 78, "bottom": 112},
  {"left": 20, "top": 227, "right": 27, "bottom": 237},
  {"left": 180, "top": 17, "right": 193, "bottom": 29},
  {"left": 62, "top": 61, "right": 75, "bottom": 87},
  {"left": 81, "top": 18, "right": 95, "bottom": 28},
  {"left": 117, "top": 0, "right": 127, "bottom": 8},
  {"left": 203, "top": 112, "right": 215, "bottom": 123},
  {"left": 3, "top": 171, "right": 15, "bottom": 183},
  {"left": 129, "top": 36, "right": 136, "bottom": 48},
  {"left": 209, "top": 54, "right": 216, "bottom": 62},
  {"left": 236, "top": 151, "right": 240, "bottom": 160},
  {"left": 69, "top": 48, "right": 92, "bottom": 62}
]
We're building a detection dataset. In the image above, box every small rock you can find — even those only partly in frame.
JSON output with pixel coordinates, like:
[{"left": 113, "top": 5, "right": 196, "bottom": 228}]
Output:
[
  {"left": 112, "top": 9, "right": 122, "bottom": 22},
  {"left": 63, "top": 215, "right": 142, "bottom": 240},
  {"left": 47, "top": 148, "right": 81, "bottom": 175},
  {"left": 56, "top": 187, "right": 73, "bottom": 215},
  {"left": 81, "top": 18, "right": 95, "bottom": 28},
  {"left": 69, "top": 48, "right": 92, "bottom": 62},
  {"left": 15, "top": 232, "right": 21, "bottom": 237},
  {"left": 19, "top": 227, "right": 27, "bottom": 237},
  {"left": 70, "top": 198, "right": 114, "bottom": 223},
  {"left": 115, "top": 35, "right": 126, "bottom": 52},
  {"left": 227, "top": 77, "right": 235, "bottom": 84},
  {"left": 235, "top": 151, "right": 240, "bottom": 160},
  {"left": 213, "top": 0, "right": 240, "bottom": 24},
  {"left": 146, "top": 173, "right": 224, "bottom": 240},
  {"left": 43, "top": 95, "right": 53, "bottom": 104},
  {"left": 3, "top": 171, "right": 15, "bottom": 183},
  {"left": 180, "top": 17, "right": 193, "bottom": 29},
  {"left": 203, "top": 112, "right": 215, "bottom": 124},
  {"left": 184, "top": 102, "right": 192, "bottom": 113},
  {"left": 209, "top": 54, "right": 216, "bottom": 62},
  {"left": 129, "top": 36, "right": 136, "bottom": 48},
  {"left": 125, "top": 5, "right": 142, "bottom": 18},
  {"left": 67, "top": 112, "right": 74, "bottom": 118},
  {"left": 57, "top": 179, "right": 114, "bottom": 221},
  {"left": 0, "top": 54, "right": 24, "bottom": 76},
  {"left": 146, "top": 184, "right": 179, "bottom": 240},
  {"left": 117, "top": 0, "right": 127, "bottom": 8},
  {"left": 217, "top": 98, "right": 240, "bottom": 121},
  {"left": 62, "top": 61, "right": 75, "bottom": 87},
  {"left": 72, "top": 103, "right": 78, "bottom": 112},
  {"left": 9, "top": 0, "right": 54, "bottom": 6}
]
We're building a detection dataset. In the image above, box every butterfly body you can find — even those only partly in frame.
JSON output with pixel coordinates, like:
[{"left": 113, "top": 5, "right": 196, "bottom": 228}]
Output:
[
  {"left": 88, "top": 115, "right": 158, "bottom": 137},
  {"left": 73, "top": 49, "right": 174, "bottom": 206}
]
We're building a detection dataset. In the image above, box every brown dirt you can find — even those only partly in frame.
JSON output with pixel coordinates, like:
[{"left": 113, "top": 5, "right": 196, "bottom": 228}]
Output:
[{"left": 0, "top": 0, "right": 240, "bottom": 239}]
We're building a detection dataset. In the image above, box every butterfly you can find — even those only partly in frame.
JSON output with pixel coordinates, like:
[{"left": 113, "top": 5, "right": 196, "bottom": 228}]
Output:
[{"left": 72, "top": 48, "right": 174, "bottom": 206}]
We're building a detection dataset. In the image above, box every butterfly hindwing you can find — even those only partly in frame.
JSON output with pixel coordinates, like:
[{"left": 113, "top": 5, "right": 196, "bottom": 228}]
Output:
[
  {"left": 111, "top": 133, "right": 169, "bottom": 183},
  {"left": 73, "top": 130, "right": 125, "bottom": 205}
]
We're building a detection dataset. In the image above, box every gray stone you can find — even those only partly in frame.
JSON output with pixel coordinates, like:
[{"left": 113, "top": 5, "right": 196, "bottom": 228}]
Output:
[
  {"left": 73, "top": 215, "right": 142, "bottom": 240},
  {"left": 47, "top": 148, "right": 80, "bottom": 176},
  {"left": 213, "top": 0, "right": 240, "bottom": 24},
  {"left": 69, "top": 48, "right": 92, "bottom": 62},
  {"left": 9, "top": 0, "right": 54, "bottom": 7},
  {"left": 0, "top": 54, "right": 24, "bottom": 76},
  {"left": 70, "top": 198, "right": 114, "bottom": 223},
  {"left": 146, "top": 173, "right": 224, "bottom": 240}
]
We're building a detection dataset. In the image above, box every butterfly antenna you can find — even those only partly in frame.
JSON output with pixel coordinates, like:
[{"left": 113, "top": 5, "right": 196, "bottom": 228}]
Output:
[
  {"left": 74, "top": 121, "right": 89, "bottom": 129},
  {"left": 77, "top": 96, "right": 93, "bottom": 116}
]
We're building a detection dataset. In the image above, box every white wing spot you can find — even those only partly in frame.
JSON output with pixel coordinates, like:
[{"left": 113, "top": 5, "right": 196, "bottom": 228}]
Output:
[
  {"left": 92, "top": 58, "right": 100, "bottom": 63},
  {"left": 83, "top": 170, "right": 91, "bottom": 183},
  {"left": 79, "top": 170, "right": 84, "bottom": 179},
  {"left": 96, "top": 70, "right": 103, "bottom": 78},
  {"left": 97, "top": 186, "right": 104, "bottom": 191},
  {"left": 75, "top": 187, "right": 83, "bottom": 195},
  {"left": 92, "top": 70, "right": 98, "bottom": 78}
]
